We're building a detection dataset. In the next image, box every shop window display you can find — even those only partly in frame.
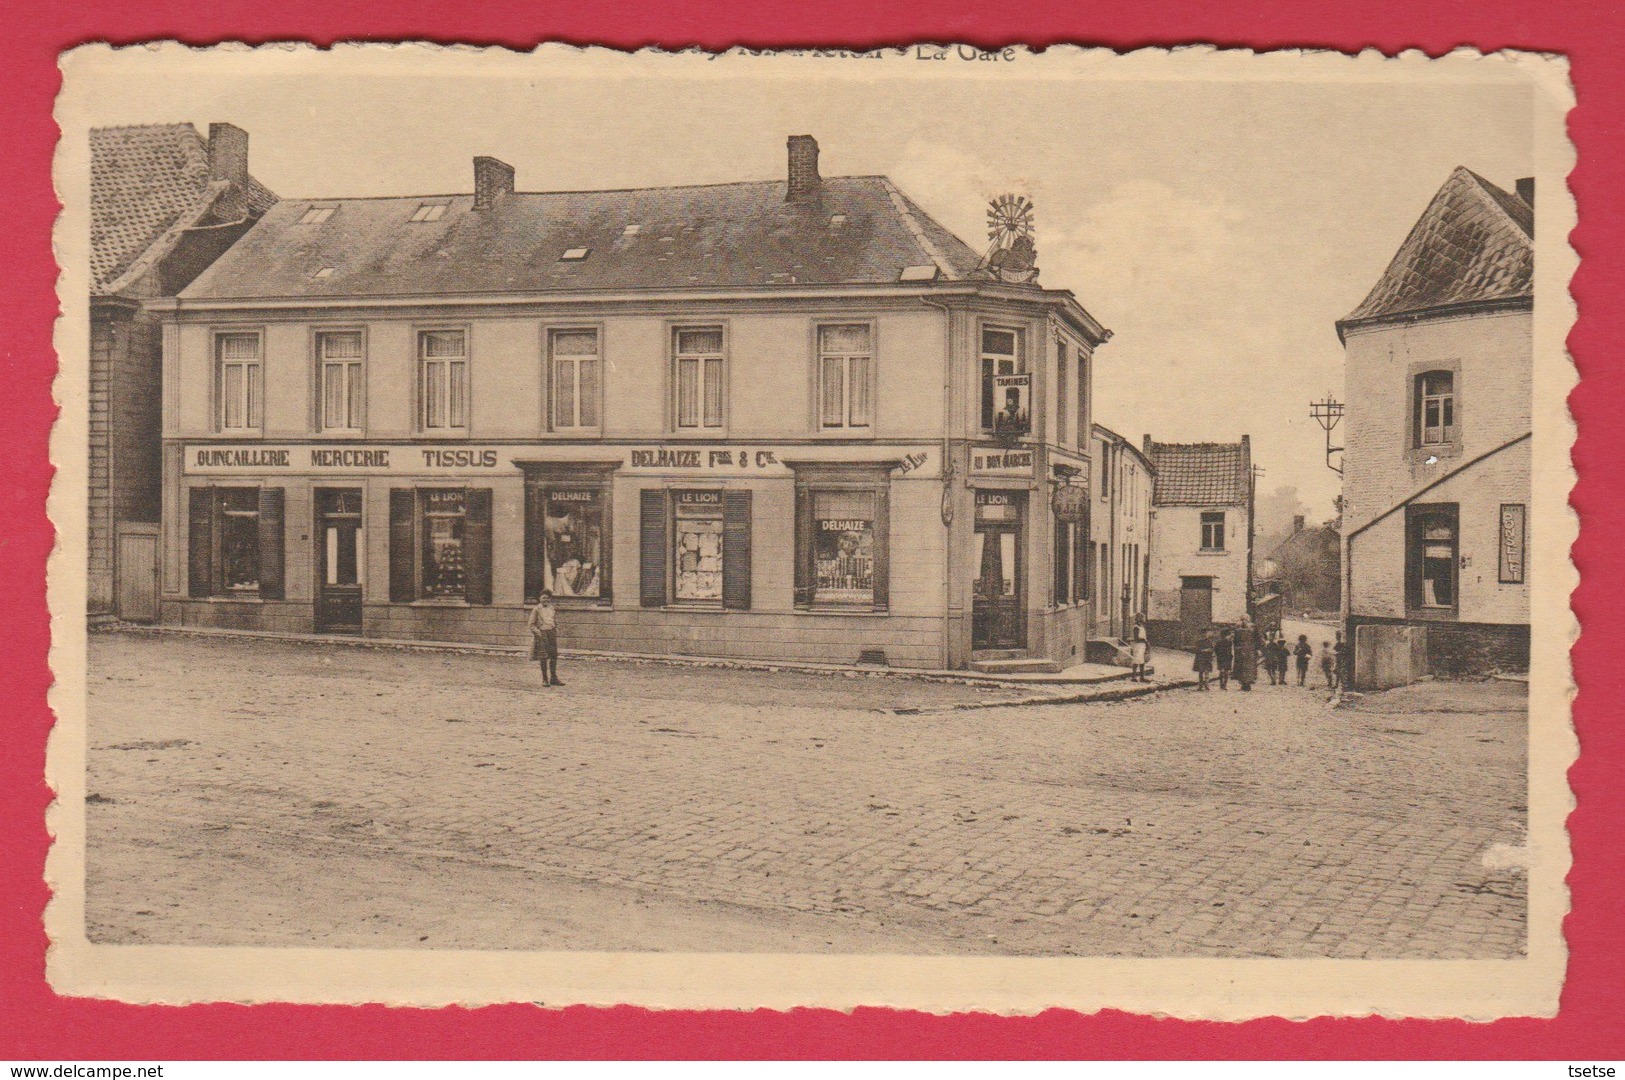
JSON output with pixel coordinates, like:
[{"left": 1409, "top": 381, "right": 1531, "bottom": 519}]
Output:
[
  {"left": 541, "top": 490, "right": 603, "bottom": 598},
  {"left": 421, "top": 489, "right": 466, "bottom": 598},
  {"left": 674, "top": 490, "right": 724, "bottom": 602}
]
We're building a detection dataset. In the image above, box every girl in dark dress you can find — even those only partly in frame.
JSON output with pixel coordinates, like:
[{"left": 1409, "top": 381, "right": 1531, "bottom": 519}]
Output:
[
  {"left": 1192, "top": 632, "right": 1216, "bottom": 691},
  {"left": 1233, "top": 618, "right": 1258, "bottom": 691},
  {"left": 1214, "top": 628, "right": 1234, "bottom": 690}
]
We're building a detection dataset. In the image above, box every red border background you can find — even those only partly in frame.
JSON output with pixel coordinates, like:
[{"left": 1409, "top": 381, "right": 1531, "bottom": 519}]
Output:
[{"left": 4, "top": 1, "right": 1620, "bottom": 1059}]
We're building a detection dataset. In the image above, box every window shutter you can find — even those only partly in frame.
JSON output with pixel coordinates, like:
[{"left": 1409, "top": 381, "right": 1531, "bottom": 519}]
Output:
[
  {"left": 872, "top": 485, "right": 890, "bottom": 611},
  {"left": 463, "top": 487, "right": 493, "bottom": 605},
  {"left": 793, "top": 486, "right": 813, "bottom": 608},
  {"left": 389, "top": 489, "right": 415, "bottom": 603},
  {"left": 1074, "top": 510, "right": 1091, "bottom": 602},
  {"left": 188, "top": 487, "right": 214, "bottom": 598},
  {"left": 523, "top": 483, "right": 545, "bottom": 604},
  {"left": 722, "top": 490, "right": 752, "bottom": 611},
  {"left": 257, "top": 487, "right": 286, "bottom": 600},
  {"left": 639, "top": 489, "right": 666, "bottom": 608}
]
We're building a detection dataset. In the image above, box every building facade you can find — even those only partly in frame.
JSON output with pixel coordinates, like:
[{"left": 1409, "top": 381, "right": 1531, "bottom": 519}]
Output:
[
  {"left": 1088, "top": 424, "right": 1155, "bottom": 642},
  {"left": 1143, "top": 436, "right": 1255, "bottom": 648},
  {"left": 152, "top": 137, "right": 1110, "bottom": 671},
  {"left": 1337, "top": 168, "right": 1533, "bottom": 684},
  {"left": 89, "top": 122, "right": 275, "bottom": 621}
]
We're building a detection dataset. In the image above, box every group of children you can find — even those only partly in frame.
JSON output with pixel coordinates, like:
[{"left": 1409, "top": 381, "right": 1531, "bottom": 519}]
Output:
[{"left": 1190, "top": 625, "right": 1343, "bottom": 694}]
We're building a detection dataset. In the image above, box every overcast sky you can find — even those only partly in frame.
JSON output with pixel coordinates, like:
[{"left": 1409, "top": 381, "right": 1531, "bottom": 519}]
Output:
[{"left": 68, "top": 47, "right": 1538, "bottom": 519}]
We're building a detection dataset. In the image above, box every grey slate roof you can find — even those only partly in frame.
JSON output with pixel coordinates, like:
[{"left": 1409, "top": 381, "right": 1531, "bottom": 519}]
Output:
[
  {"left": 180, "top": 176, "right": 985, "bottom": 301},
  {"left": 1146, "top": 439, "right": 1251, "bottom": 507},
  {"left": 1340, "top": 167, "right": 1533, "bottom": 330},
  {"left": 90, "top": 124, "right": 276, "bottom": 296}
]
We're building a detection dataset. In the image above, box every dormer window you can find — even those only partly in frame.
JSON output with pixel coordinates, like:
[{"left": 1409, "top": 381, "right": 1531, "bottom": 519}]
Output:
[
  {"left": 409, "top": 203, "right": 448, "bottom": 223},
  {"left": 560, "top": 248, "right": 591, "bottom": 261},
  {"left": 298, "top": 206, "right": 336, "bottom": 225}
]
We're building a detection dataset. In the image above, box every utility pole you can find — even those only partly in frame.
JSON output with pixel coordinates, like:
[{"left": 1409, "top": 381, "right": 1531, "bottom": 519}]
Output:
[{"left": 1310, "top": 396, "right": 1345, "bottom": 475}]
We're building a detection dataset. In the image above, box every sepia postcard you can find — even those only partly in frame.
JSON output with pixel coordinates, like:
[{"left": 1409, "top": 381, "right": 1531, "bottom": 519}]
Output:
[{"left": 45, "top": 42, "right": 1576, "bottom": 1018}]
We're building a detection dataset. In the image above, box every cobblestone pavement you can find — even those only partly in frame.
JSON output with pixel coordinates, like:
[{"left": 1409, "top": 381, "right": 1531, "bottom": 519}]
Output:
[{"left": 83, "top": 633, "right": 1527, "bottom": 957}]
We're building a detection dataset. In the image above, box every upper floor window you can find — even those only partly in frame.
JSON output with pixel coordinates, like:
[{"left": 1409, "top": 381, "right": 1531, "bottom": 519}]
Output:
[
  {"left": 317, "top": 330, "right": 364, "bottom": 432},
  {"left": 548, "top": 328, "right": 600, "bottom": 430},
  {"left": 418, "top": 329, "right": 468, "bottom": 432},
  {"left": 818, "top": 324, "right": 873, "bottom": 430},
  {"left": 1200, "top": 511, "right": 1226, "bottom": 552},
  {"left": 674, "top": 326, "right": 725, "bottom": 430},
  {"left": 980, "top": 327, "right": 1026, "bottom": 432},
  {"left": 1055, "top": 340, "right": 1070, "bottom": 445},
  {"left": 1415, "top": 370, "right": 1456, "bottom": 446},
  {"left": 216, "top": 331, "right": 262, "bottom": 432}
]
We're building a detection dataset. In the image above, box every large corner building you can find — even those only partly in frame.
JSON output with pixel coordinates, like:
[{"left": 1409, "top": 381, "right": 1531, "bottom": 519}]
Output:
[
  {"left": 150, "top": 136, "right": 1115, "bottom": 671},
  {"left": 88, "top": 123, "right": 275, "bottom": 622},
  {"left": 1337, "top": 167, "right": 1533, "bottom": 685}
]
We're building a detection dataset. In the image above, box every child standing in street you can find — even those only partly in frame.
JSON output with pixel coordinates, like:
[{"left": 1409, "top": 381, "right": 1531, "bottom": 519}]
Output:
[
  {"left": 1193, "top": 632, "right": 1216, "bottom": 691},
  {"left": 1129, "top": 615, "right": 1151, "bottom": 683},
  {"left": 1293, "top": 634, "right": 1313, "bottom": 686},
  {"left": 1214, "top": 627, "right": 1234, "bottom": 690},
  {"left": 1319, "top": 640, "right": 1337, "bottom": 691},
  {"left": 527, "top": 591, "right": 563, "bottom": 687}
]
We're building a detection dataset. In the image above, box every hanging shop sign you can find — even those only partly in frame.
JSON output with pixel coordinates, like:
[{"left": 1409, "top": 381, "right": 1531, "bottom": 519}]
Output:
[{"left": 1051, "top": 483, "right": 1090, "bottom": 522}]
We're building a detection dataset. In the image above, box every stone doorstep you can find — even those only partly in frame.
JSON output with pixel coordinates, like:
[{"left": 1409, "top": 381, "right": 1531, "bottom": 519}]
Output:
[{"left": 95, "top": 621, "right": 1195, "bottom": 699}]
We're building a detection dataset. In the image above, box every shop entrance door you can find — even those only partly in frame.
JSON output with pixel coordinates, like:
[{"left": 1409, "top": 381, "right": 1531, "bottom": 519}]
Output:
[
  {"left": 315, "top": 489, "right": 363, "bottom": 634},
  {"left": 972, "top": 492, "right": 1025, "bottom": 651}
]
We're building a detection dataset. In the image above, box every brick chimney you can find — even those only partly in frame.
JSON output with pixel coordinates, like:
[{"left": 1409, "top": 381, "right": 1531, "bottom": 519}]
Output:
[
  {"left": 473, "top": 156, "right": 515, "bottom": 211},
  {"left": 786, "top": 135, "right": 821, "bottom": 202},
  {"left": 1293, "top": 514, "right": 1305, "bottom": 534},
  {"left": 207, "top": 123, "right": 249, "bottom": 185},
  {"left": 1516, "top": 177, "right": 1535, "bottom": 206}
]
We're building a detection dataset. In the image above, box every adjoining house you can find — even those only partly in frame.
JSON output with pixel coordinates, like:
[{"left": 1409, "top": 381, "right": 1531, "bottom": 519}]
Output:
[
  {"left": 1143, "top": 436, "right": 1255, "bottom": 649},
  {"left": 1336, "top": 168, "right": 1532, "bottom": 687},
  {"left": 1087, "top": 424, "right": 1154, "bottom": 651},
  {"left": 149, "top": 135, "right": 1114, "bottom": 671},
  {"left": 89, "top": 123, "right": 276, "bottom": 622},
  {"left": 1260, "top": 514, "right": 1341, "bottom": 615}
]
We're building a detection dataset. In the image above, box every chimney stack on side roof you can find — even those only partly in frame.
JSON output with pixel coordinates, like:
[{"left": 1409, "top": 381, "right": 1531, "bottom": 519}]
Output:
[
  {"left": 787, "top": 135, "right": 821, "bottom": 202},
  {"left": 207, "top": 122, "right": 249, "bottom": 185},
  {"left": 474, "top": 156, "right": 516, "bottom": 211},
  {"left": 1516, "top": 177, "right": 1535, "bottom": 207}
]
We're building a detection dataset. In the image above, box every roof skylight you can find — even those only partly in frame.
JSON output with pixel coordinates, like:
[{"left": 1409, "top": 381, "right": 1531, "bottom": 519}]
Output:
[
  {"left": 409, "top": 203, "right": 448, "bottom": 223},
  {"left": 622, "top": 224, "right": 641, "bottom": 236},
  {"left": 560, "top": 247, "right": 591, "bottom": 261},
  {"left": 311, "top": 267, "right": 336, "bottom": 280},
  {"left": 899, "top": 265, "right": 940, "bottom": 282},
  {"left": 298, "top": 206, "right": 336, "bottom": 225}
]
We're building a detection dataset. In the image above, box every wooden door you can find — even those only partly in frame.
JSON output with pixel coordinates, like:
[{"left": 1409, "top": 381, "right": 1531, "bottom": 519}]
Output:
[
  {"left": 972, "top": 523, "right": 1025, "bottom": 650},
  {"left": 1179, "top": 575, "right": 1214, "bottom": 648},
  {"left": 315, "top": 489, "right": 363, "bottom": 634},
  {"left": 115, "top": 527, "right": 158, "bottom": 623}
]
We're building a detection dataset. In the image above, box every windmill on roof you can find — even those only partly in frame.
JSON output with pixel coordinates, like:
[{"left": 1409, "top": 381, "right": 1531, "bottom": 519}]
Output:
[{"left": 974, "top": 193, "right": 1039, "bottom": 284}]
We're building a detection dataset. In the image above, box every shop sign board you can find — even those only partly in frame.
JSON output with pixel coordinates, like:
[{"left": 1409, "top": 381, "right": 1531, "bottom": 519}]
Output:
[
  {"left": 971, "top": 447, "right": 1034, "bottom": 476},
  {"left": 990, "top": 373, "right": 1032, "bottom": 434},
  {"left": 185, "top": 444, "right": 937, "bottom": 478}
]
